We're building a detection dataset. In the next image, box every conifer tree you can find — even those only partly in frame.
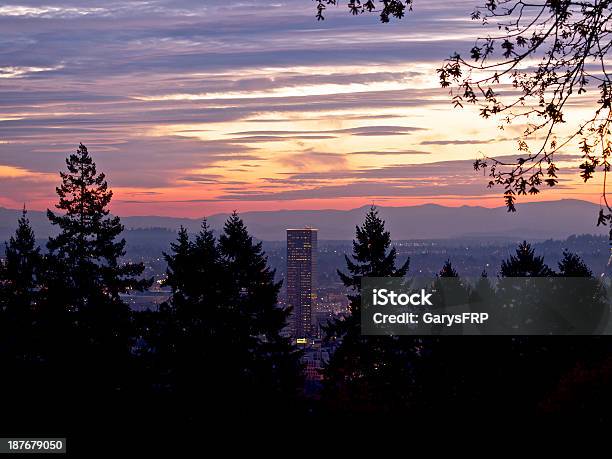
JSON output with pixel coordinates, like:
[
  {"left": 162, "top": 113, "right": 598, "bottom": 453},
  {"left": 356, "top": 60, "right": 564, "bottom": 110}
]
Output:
[
  {"left": 438, "top": 259, "right": 459, "bottom": 278},
  {"left": 495, "top": 242, "right": 573, "bottom": 409},
  {"left": 46, "top": 144, "right": 149, "bottom": 305},
  {"left": 554, "top": 251, "right": 607, "bottom": 335},
  {"left": 431, "top": 259, "right": 468, "bottom": 334},
  {"left": 0, "top": 209, "right": 45, "bottom": 431},
  {"left": 218, "top": 212, "right": 301, "bottom": 406},
  {"left": 323, "top": 207, "right": 412, "bottom": 412},
  {"left": 470, "top": 270, "right": 497, "bottom": 330},
  {"left": 163, "top": 226, "right": 196, "bottom": 309},
  {"left": 500, "top": 241, "right": 554, "bottom": 277},
  {"left": 553, "top": 250, "right": 609, "bottom": 399},
  {"left": 193, "top": 219, "right": 223, "bottom": 307},
  {"left": 417, "top": 260, "right": 473, "bottom": 404},
  {"left": 159, "top": 226, "right": 195, "bottom": 363},
  {"left": 0, "top": 208, "right": 41, "bottom": 314},
  {"left": 152, "top": 222, "right": 227, "bottom": 406},
  {"left": 497, "top": 241, "right": 555, "bottom": 331},
  {"left": 153, "top": 214, "right": 301, "bottom": 416},
  {"left": 43, "top": 143, "right": 150, "bottom": 397},
  {"left": 558, "top": 250, "right": 593, "bottom": 277},
  {"left": 0, "top": 208, "right": 41, "bottom": 375}
]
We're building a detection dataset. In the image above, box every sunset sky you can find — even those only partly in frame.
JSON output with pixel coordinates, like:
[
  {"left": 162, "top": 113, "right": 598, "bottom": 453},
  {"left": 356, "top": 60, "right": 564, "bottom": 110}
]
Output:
[{"left": 0, "top": 0, "right": 604, "bottom": 217}]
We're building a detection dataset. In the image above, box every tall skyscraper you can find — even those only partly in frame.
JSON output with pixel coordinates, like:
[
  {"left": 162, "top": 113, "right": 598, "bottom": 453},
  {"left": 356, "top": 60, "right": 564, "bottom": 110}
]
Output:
[{"left": 286, "top": 228, "right": 317, "bottom": 342}]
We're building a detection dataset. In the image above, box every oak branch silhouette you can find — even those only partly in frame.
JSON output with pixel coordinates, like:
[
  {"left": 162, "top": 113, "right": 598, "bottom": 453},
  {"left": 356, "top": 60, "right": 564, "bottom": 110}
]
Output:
[{"left": 314, "top": 1, "right": 612, "bottom": 230}]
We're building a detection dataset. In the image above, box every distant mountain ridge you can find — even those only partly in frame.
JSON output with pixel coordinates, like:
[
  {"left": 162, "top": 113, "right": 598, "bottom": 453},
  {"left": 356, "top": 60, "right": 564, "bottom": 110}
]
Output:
[{"left": 0, "top": 199, "right": 606, "bottom": 241}]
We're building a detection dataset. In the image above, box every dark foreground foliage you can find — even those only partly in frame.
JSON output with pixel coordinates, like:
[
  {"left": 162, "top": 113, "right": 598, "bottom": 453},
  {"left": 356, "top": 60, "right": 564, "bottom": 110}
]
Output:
[{"left": 2, "top": 145, "right": 612, "bottom": 442}]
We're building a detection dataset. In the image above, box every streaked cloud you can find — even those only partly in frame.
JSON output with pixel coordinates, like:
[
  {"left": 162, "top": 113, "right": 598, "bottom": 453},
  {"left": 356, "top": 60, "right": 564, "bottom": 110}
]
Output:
[
  {"left": 0, "top": 0, "right": 600, "bottom": 215},
  {"left": 0, "top": 65, "right": 64, "bottom": 78},
  {"left": 420, "top": 138, "right": 497, "bottom": 145},
  {"left": 0, "top": 5, "right": 107, "bottom": 18},
  {"left": 348, "top": 149, "right": 430, "bottom": 156}
]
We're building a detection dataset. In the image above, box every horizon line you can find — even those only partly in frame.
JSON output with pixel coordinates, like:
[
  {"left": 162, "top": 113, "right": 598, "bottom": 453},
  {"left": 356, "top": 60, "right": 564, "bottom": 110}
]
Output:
[{"left": 0, "top": 197, "right": 599, "bottom": 220}]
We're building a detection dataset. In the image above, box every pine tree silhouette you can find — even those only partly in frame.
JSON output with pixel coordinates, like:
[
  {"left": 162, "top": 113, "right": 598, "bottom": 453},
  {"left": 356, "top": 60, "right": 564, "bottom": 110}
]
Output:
[
  {"left": 558, "top": 250, "right": 593, "bottom": 277},
  {"left": 218, "top": 212, "right": 302, "bottom": 407},
  {"left": 500, "top": 241, "right": 554, "bottom": 277},
  {"left": 438, "top": 259, "right": 459, "bottom": 278},
  {"left": 430, "top": 259, "right": 468, "bottom": 335},
  {"left": 469, "top": 269, "right": 497, "bottom": 333},
  {"left": 0, "top": 207, "right": 41, "bottom": 315},
  {"left": 0, "top": 208, "right": 42, "bottom": 408},
  {"left": 493, "top": 242, "right": 595, "bottom": 412},
  {"left": 322, "top": 206, "right": 413, "bottom": 413},
  {"left": 554, "top": 250, "right": 607, "bottom": 334},
  {"left": 150, "top": 223, "right": 223, "bottom": 418},
  {"left": 46, "top": 144, "right": 150, "bottom": 305},
  {"left": 163, "top": 226, "right": 197, "bottom": 306},
  {"left": 153, "top": 214, "right": 302, "bottom": 419},
  {"left": 41, "top": 144, "right": 151, "bottom": 424}
]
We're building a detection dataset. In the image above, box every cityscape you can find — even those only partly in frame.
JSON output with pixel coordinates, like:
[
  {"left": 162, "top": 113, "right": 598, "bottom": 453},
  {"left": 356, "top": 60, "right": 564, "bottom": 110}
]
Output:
[
  {"left": 4, "top": 201, "right": 607, "bottom": 392},
  {"left": 110, "top": 224, "right": 612, "bottom": 390}
]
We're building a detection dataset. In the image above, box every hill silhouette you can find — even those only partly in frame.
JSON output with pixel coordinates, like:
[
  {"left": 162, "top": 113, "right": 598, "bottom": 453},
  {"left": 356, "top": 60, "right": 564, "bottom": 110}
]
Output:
[{"left": 0, "top": 199, "right": 606, "bottom": 241}]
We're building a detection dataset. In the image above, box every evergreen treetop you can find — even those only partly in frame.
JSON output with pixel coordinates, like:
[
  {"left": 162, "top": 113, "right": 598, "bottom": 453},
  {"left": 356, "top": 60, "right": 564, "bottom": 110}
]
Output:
[
  {"left": 323, "top": 207, "right": 414, "bottom": 413},
  {"left": 338, "top": 206, "right": 409, "bottom": 307},
  {"left": 154, "top": 213, "right": 301, "bottom": 413},
  {"left": 439, "top": 259, "right": 459, "bottom": 278},
  {"left": 558, "top": 250, "right": 593, "bottom": 277},
  {"left": 0, "top": 207, "right": 41, "bottom": 309},
  {"left": 500, "top": 241, "right": 554, "bottom": 277},
  {"left": 46, "top": 143, "right": 149, "bottom": 304}
]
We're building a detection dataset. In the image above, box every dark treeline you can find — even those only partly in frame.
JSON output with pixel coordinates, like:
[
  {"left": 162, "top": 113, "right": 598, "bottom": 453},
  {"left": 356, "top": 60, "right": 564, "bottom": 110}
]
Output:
[
  {"left": 1, "top": 145, "right": 612, "bottom": 435},
  {"left": 321, "top": 208, "right": 612, "bottom": 416}
]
